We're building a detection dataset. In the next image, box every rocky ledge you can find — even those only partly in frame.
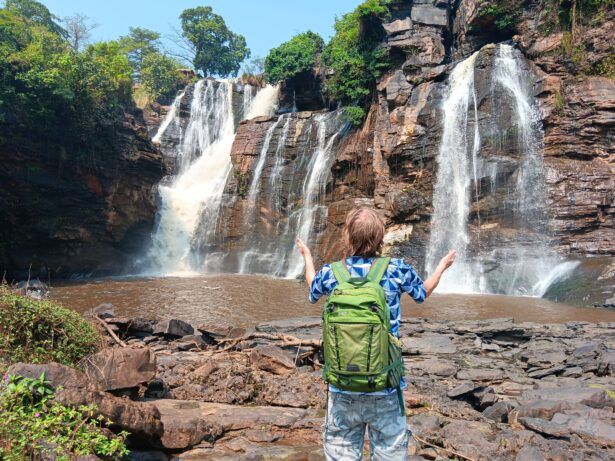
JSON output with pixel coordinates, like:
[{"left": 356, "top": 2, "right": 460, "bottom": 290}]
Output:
[{"left": 10, "top": 312, "right": 615, "bottom": 460}]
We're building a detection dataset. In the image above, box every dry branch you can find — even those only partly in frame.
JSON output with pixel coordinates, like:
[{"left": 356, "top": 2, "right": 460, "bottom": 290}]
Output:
[{"left": 95, "top": 316, "right": 127, "bottom": 347}]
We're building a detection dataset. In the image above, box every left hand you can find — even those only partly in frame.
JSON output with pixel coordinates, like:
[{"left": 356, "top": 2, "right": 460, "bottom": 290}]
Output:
[{"left": 296, "top": 238, "right": 311, "bottom": 258}]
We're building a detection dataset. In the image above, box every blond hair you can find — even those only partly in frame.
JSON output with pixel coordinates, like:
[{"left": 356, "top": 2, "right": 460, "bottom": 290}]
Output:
[{"left": 343, "top": 207, "right": 385, "bottom": 258}]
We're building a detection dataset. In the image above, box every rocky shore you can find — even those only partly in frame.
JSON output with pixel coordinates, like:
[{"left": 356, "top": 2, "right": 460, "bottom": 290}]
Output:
[{"left": 9, "top": 310, "right": 615, "bottom": 460}]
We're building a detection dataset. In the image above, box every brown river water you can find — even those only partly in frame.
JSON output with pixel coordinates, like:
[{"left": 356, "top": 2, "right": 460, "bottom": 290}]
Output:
[{"left": 50, "top": 275, "right": 615, "bottom": 327}]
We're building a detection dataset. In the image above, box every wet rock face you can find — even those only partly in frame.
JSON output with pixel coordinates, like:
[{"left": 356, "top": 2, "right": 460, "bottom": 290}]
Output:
[
  {"left": 316, "top": 0, "right": 615, "bottom": 268},
  {"left": 0, "top": 108, "right": 166, "bottom": 279}
]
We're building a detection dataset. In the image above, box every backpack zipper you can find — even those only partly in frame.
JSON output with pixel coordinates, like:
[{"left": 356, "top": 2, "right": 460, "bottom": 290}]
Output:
[
  {"left": 332, "top": 325, "right": 342, "bottom": 371},
  {"left": 366, "top": 325, "right": 374, "bottom": 372}
]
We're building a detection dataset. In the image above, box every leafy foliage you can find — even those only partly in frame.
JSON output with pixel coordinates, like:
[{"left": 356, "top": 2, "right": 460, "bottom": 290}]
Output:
[
  {"left": 0, "top": 373, "right": 129, "bottom": 460},
  {"left": 0, "top": 287, "right": 100, "bottom": 365},
  {"left": 264, "top": 31, "right": 324, "bottom": 83},
  {"left": 343, "top": 105, "right": 367, "bottom": 126},
  {"left": 140, "top": 51, "right": 186, "bottom": 102},
  {"left": 0, "top": 4, "right": 133, "bottom": 156},
  {"left": 180, "top": 6, "right": 250, "bottom": 77},
  {"left": 477, "top": 1, "right": 521, "bottom": 33},
  {"left": 4, "top": 0, "right": 65, "bottom": 37},
  {"left": 118, "top": 26, "right": 161, "bottom": 78},
  {"left": 322, "top": 0, "right": 391, "bottom": 121}
]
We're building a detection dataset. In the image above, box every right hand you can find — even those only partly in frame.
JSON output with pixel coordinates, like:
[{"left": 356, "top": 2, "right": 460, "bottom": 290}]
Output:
[
  {"left": 438, "top": 250, "right": 456, "bottom": 271},
  {"left": 295, "top": 238, "right": 311, "bottom": 258}
]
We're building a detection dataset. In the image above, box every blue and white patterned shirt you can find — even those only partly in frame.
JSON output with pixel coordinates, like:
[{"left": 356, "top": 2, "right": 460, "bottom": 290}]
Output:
[{"left": 309, "top": 256, "right": 426, "bottom": 394}]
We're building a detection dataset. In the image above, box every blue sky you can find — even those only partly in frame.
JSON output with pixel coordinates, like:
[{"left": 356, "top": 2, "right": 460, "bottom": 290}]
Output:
[{"left": 42, "top": 0, "right": 360, "bottom": 63}]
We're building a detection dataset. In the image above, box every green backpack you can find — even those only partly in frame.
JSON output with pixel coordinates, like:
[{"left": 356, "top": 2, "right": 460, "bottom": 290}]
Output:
[{"left": 322, "top": 257, "right": 406, "bottom": 414}]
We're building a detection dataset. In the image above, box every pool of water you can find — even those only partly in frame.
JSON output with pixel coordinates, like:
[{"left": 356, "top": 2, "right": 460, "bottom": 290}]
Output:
[{"left": 50, "top": 274, "right": 615, "bottom": 327}]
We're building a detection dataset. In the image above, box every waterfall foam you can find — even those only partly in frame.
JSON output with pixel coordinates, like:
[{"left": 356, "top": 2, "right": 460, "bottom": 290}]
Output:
[
  {"left": 245, "top": 85, "right": 279, "bottom": 119},
  {"left": 426, "top": 44, "right": 573, "bottom": 297}
]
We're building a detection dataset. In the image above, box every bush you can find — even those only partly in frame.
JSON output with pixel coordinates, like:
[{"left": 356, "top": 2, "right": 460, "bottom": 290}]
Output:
[
  {"left": 264, "top": 31, "right": 324, "bottom": 83},
  {"left": 343, "top": 105, "right": 367, "bottom": 126},
  {"left": 140, "top": 51, "right": 185, "bottom": 102},
  {"left": 0, "top": 373, "right": 129, "bottom": 460},
  {"left": 322, "top": 0, "right": 391, "bottom": 123},
  {"left": 477, "top": 1, "right": 521, "bottom": 33},
  {"left": 0, "top": 287, "right": 100, "bottom": 365}
]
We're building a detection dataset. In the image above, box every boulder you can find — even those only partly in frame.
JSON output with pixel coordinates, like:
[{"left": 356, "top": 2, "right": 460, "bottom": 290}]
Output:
[
  {"left": 406, "top": 358, "right": 458, "bottom": 377},
  {"left": 154, "top": 319, "right": 195, "bottom": 338},
  {"left": 411, "top": 5, "right": 448, "bottom": 27},
  {"left": 515, "top": 445, "right": 546, "bottom": 461},
  {"left": 83, "top": 347, "right": 157, "bottom": 391},
  {"left": 149, "top": 399, "right": 316, "bottom": 450},
  {"left": 519, "top": 417, "right": 570, "bottom": 437},
  {"left": 403, "top": 334, "right": 457, "bottom": 354},
  {"left": 8, "top": 362, "right": 95, "bottom": 390},
  {"left": 447, "top": 382, "right": 475, "bottom": 398},
  {"left": 8, "top": 362, "right": 163, "bottom": 440},
  {"left": 456, "top": 368, "right": 505, "bottom": 382},
  {"left": 483, "top": 400, "right": 516, "bottom": 422},
  {"left": 249, "top": 345, "right": 296, "bottom": 375},
  {"left": 521, "top": 387, "right": 614, "bottom": 409},
  {"left": 383, "top": 17, "right": 413, "bottom": 36}
]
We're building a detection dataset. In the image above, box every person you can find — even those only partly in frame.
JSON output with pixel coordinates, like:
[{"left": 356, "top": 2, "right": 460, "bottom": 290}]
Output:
[{"left": 296, "top": 207, "right": 456, "bottom": 461}]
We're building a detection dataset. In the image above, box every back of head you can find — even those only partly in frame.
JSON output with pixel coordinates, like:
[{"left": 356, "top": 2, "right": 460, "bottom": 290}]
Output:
[{"left": 343, "top": 207, "right": 385, "bottom": 258}]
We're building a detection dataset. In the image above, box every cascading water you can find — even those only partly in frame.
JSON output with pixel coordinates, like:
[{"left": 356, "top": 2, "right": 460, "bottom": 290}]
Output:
[
  {"left": 426, "top": 44, "right": 577, "bottom": 296},
  {"left": 284, "top": 113, "right": 342, "bottom": 278},
  {"left": 425, "top": 51, "right": 481, "bottom": 292},
  {"left": 142, "top": 80, "right": 277, "bottom": 275},
  {"left": 236, "top": 111, "right": 343, "bottom": 277}
]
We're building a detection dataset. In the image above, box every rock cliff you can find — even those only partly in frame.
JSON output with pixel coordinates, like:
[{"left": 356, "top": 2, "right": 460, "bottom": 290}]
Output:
[
  {"left": 0, "top": 108, "right": 165, "bottom": 279},
  {"left": 227, "top": 0, "right": 613, "bottom": 274}
]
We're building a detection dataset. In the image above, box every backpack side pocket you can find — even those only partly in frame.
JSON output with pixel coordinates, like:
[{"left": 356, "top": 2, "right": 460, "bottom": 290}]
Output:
[{"left": 387, "top": 333, "right": 404, "bottom": 388}]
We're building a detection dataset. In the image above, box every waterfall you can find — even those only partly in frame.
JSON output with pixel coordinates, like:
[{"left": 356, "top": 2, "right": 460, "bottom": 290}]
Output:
[
  {"left": 426, "top": 44, "right": 572, "bottom": 296},
  {"left": 143, "top": 80, "right": 276, "bottom": 275},
  {"left": 152, "top": 90, "right": 185, "bottom": 144},
  {"left": 236, "top": 111, "right": 342, "bottom": 277},
  {"left": 284, "top": 112, "right": 341, "bottom": 278},
  {"left": 425, "top": 51, "right": 481, "bottom": 293},
  {"left": 246, "top": 85, "right": 279, "bottom": 119}
]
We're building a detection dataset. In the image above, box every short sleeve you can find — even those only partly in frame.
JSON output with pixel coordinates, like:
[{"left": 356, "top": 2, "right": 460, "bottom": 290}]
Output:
[
  {"left": 309, "top": 264, "right": 334, "bottom": 303},
  {"left": 398, "top": 260, "right": 426, "bottom": 303}
]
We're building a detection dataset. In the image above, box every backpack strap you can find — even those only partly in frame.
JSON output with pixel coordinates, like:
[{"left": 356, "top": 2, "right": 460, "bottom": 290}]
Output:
[
  {"left": 331, "top": 260, "right": 351, "bottom": 283},
  {"left": 366, "top": 257, "right": 391, "bottom": 283}
]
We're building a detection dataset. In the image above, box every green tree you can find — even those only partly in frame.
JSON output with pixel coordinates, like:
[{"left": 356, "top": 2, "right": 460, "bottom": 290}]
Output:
[
  {"left": 140, "top": 51, "right": 184, "bottom": 101},
  {"left": 179, "top": 6, "right": 250, "bottom": 77},
  {"left": 323, "top": 0, "right": 391, "bottom": 125},
  {"left": 264, "top": 31, "right": 324, "bottom": 83},
  {"left": 118, "top": 26, "right": 160, "bottom": 78},
  {"left": 4, "top": 0, "right": 65, "bottom": 36}
]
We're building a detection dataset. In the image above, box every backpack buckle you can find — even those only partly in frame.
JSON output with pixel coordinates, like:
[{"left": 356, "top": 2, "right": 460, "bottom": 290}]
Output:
[{"left": 368, "top": 376, "right": 375, "bottom": 389}]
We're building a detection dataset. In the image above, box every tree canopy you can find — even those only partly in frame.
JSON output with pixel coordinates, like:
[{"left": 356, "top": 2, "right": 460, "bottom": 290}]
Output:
[
  {"left": 118, "top": 27, "right": 161, "bottom": 78},
  {"left": 179, "top": 6, "right": 250, "bottom": 77},
  {"left": 264, "top": 31, "right": 324, "bottom": 83}
]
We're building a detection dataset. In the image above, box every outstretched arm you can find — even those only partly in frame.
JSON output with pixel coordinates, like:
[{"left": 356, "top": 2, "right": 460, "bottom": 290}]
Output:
[
  {"left": 296, "top": 238, "right": 316, "bottom": 286},
  {"left": 423, "top": 250, "right": 456, "bottom": 297}
]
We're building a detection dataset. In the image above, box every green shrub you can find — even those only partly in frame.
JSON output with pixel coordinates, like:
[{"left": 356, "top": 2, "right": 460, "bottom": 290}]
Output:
[
  {"left": 343, "top": 105, "right": 367, "bottom": 126},
  {"left": 140, "top": 51, "right": 185, "bottom": 102},
  {"left": 0, "top": 373, "right": 129, "bottom": 460},
  {"left": 0, "top": 287, "right": 100, "bottom": 365},
  {"left": 477, "top": 1, "right": 521, "bottom": 33},
  {"left": 264, "top": 31, "right": 324, "bottom": 83},
  {"left": 589, "top": 53, "right": 615, "bottom": 78},
  {"left": 322, "top": 0, "right": 391, "bottom": 124}
]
